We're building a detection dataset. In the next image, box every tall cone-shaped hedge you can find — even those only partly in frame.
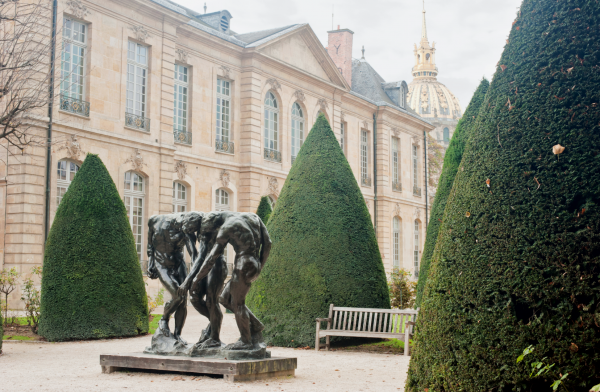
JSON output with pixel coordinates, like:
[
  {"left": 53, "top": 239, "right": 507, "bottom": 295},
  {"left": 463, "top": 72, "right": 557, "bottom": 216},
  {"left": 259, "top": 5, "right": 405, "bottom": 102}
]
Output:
[
  {"left": 415, "top": 78, "right": 489, "bottom": 306},
  {"left": 407, "top": 1, "right": 600, "bottom": 390},
  {"left": 39, "top": 154, "right": 148, "bottom": 341},
  {"left": 256, "top": 196, "right": 273, "bottom": 224},
  {"left": 247, "top": 114, "right": 390, "bottom": 347}
]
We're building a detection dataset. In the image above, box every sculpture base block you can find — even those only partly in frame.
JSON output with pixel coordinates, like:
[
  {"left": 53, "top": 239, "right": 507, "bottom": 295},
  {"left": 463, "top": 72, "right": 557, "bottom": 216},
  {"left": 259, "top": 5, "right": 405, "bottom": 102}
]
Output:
[{"left": 99, "top": 353, "right": 297, "bottom": 383}]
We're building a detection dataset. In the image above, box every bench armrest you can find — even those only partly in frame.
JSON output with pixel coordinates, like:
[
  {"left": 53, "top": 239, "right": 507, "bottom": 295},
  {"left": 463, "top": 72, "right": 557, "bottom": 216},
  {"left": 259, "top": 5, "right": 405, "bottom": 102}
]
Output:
[{"left": 316, "top": 318, "right": 331, "bottom": 322}]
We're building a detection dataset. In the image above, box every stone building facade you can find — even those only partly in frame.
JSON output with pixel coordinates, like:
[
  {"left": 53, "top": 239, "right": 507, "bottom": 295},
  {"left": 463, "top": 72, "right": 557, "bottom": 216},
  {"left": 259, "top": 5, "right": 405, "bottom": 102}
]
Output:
[{"left": 0, "top": 0, "right": 435, "bottom": 306}]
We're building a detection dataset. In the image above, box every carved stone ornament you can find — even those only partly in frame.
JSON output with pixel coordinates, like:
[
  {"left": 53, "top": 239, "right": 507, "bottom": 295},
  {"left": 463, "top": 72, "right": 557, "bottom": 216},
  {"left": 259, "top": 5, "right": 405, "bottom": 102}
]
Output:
[
  {"left": 362, "top": 120, "right": 369, "bottom": 130},
  {"left": 340, "top": 111, "right": 345, "bottom": 122},
  {"left": 175, "top": 49, "right": 189, "bottom": 64},
  {"left": 268, "top": 177, "right": 279, "bottom": 196},
  {"left": 266, "top": 78, "right": 281, "bottom": 90},
  {"left": 393, "top": 203, "right": 401, "bottom": 217},
  {"left": 293, "top": 90, "right": 305, "bottom": 102},
  {"left": 174, "top": 160, "right": 187, "bottom": 180},
  {"left": 413, "top": 208, "right": 421, "bottom": 220},
  {"left": 125, "top": 148, "right": 147, "bottom": 171},
  {"left": 67, "top": 0, "right": 89, "bottom": 19},
  {"left": 220, "top": 169, "right": 230, "bottom": 187},
  {"left": 130, "top": 25, "right": 150, "bottom": 42},
  {"left": 220, "top": 65, "right": 231, "bottom": 79},
  {"left": 318, "top": 98, "right": 328, "bottom": 111},
  {"left": 391, "top": 127, "right": 400, "bottom": 138},
  {"left": 411, "top": 136, "right": 421, "bottom": 147},
  {"left": 57, "top": 134, "right": 84, "bottom": 159}
]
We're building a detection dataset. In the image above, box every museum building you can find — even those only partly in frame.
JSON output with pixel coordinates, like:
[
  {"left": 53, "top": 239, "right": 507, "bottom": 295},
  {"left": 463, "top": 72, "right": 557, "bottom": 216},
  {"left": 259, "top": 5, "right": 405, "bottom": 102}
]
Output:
[{"left": 0, "top": 0, "right": 462, "bottom": 305}]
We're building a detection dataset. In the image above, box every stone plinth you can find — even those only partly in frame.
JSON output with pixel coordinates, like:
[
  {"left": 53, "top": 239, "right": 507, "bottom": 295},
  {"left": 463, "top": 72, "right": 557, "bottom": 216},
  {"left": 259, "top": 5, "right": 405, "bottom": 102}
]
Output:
[{"left": 99, "top": 353, "right": 297, "bottom": 382}]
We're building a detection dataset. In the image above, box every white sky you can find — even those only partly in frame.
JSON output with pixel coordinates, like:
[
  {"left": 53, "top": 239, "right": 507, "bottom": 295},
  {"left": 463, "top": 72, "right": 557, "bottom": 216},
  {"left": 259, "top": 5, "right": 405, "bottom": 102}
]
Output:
[{"left": 174, "top": 0, "right": 523, "bottom": 109}]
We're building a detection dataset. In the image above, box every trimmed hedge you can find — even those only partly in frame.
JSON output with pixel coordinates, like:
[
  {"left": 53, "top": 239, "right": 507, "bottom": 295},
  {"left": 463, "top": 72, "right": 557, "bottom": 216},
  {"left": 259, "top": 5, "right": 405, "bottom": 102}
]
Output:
[
  {"left": 256, "top": 196, "right": 273, "bottom": 224},
  {"left": 247, "top": 114, "right": 390, "bottom": 347},
  {"left": 415, "top": 78, "right": 489, "bottom": 306},
  {"left": 407, "top": 1, "right": 600, "bottom": 390},
  {"left": 39, "top": 154, "right": 149, "bottom": 341},
  {"left": 0, "top": 307, "right": 2, "bottom": 353}
]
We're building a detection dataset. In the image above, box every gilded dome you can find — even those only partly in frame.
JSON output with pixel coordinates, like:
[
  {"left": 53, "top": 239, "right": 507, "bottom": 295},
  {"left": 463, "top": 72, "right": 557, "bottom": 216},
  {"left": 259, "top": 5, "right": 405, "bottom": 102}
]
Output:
[{"left": 407, "top": 80, "right": 462, "bottom": 119}]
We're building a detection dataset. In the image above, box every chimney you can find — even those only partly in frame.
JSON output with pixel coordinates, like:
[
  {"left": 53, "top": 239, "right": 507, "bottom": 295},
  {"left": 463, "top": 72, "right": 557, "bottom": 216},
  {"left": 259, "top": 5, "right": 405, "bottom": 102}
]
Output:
[{"left": 327, "top": 27, "right": 354, "bottom": 87}]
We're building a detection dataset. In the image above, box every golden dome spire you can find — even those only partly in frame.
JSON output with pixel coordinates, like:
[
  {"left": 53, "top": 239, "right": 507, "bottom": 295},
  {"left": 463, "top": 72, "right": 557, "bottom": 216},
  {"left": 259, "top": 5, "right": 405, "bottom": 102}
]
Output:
[
  {"left": 421, "top": 0, "right": 428, "bottom": 43},
  {"left": 412, "top": 0, "right": 437, "bottom": 80}
]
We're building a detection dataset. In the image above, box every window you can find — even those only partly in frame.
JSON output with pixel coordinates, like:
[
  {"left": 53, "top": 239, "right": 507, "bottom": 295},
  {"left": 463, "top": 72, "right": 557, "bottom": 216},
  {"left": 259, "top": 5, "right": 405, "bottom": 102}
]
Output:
[
  {"left": 291, "top": 103, "right": 304, "bottom": 163},
  {"left": 340, "top": 122, "right": 346, "bottom": 155},
  {"left": 426, "top": 53, "right": 430, "bottom": 62},
  {"left": 124, "top": 172, "right": 145, "bottom": 262},
  {"left": 414, "top": 220, "right": 420, "bottom": 278},
  {"left": 173, "top": 64, "right": 189, "bottom": 141},
  {"left": 361, "top": 130, "right": 369, "bottom": 185},
  {"left": 56, "top": 160, "right": 80, "bottom": 206},
  {"left": 412, "top": 145, "right": 419, "bottom": 189},
  {"left": 392, "top": 137, "right": 401, "bottom": 191},
  {"left": 126, "top": 41, "right": 149, "bottom": 130},
  {"left": 215, "top": 189, "right": 230, "bottom": 212},
  {"left": 264, "top": 92, "right": 280, "bottom": 161},
  {"left": 443, "top": 127, "right": 450, "bottom": 142},
  {"left": 216, "top": 78, "right": 231, "bottom": 146},
  {"left": 268, "top": 195, "right": 276, "bottom": 209},
  {"left": 61, "top": 18, "right": 86, "bottom": 101},
  {"left": 173, "top": 182, "right": 187, "bottom": 212},
  {"left": 220, "top": 16, "right": 229, "bottom": 32},
  {"left": 393, "top": 217, "right": 401, "bottom": 269}
]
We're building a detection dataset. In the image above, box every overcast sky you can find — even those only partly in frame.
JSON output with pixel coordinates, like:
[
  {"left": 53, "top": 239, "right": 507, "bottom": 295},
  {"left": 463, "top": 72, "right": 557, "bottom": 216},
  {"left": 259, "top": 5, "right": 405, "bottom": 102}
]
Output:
[{"left": 175, "top": 0, "right": 523, "bottom": 109}]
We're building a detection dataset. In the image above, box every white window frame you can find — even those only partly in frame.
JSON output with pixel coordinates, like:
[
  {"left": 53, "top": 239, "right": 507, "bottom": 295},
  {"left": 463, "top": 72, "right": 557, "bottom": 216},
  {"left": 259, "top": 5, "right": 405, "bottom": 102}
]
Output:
[
  {"left": 173, "top": 64, "right": 189, "bottom": 133},
  {"left": 393, "top": 217, "right": 401, "bottom": 269},
  {"left": 392, "top": 137, "right": 400, "bottom": 185},
  {"left": 215, "top": 188, "right": 230, "bottom": 212},
  {"left": 61, "top": 17, "right": 87, "bottom": 101},
  {"left": 414, "top": 220, "right": 420, "bottom": 278},
  {"left": 291, "top": 102, "right": 304, "bottom": 162},
  {"left": 361, "top": 130, "right": 369, "bottom": 183},
  {"left": 126, "top": 41, "right": 149, "bottom": 118},
  {"left": 172, "top": 182, "right": 187, "bottom": 212},
  {"left": 216, "top": 78, "right": 231, "bottom": 143},
  {"left": 56, "top": 160, "right": 80, "bottom": 206},
  {"left": 264, "top": 92, "right": 279, "bottom": 152},
  {"left": 124, "top": 172, "right": 145, "bottom": 262},
  {"left": 412, "top": 145, "right": 419, "bottom": 189}
]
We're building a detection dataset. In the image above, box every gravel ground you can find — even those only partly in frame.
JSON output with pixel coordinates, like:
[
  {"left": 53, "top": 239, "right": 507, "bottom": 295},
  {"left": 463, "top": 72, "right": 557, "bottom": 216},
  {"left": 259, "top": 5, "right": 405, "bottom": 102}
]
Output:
[{"left": 0, "top": 311, "right": 410, "bottom": 391}]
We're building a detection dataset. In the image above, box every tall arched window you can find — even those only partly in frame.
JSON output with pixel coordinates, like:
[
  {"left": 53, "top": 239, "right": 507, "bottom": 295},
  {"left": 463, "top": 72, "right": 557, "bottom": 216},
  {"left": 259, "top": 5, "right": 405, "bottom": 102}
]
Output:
[
  {"left": 291, "top": 103, "right": 304, "bottom": 163},
  {"left": 393, "top": 217, "right": 401, "bottom": 269},
  {"left": 124, "top": 172, "right": 145, "bottom": 262},
  {"left": 264, "top": 92, "right": 280, "bottom": 161},
  {"left": 56, "top": 160, "right": 80, "bottom": 205},
  {"left": 443, "top": 127, "right": 450, "bottom": 142},
  {"left": 414, "top": 220, "right": 420, "bottom": 278},
  {"left": 173, "top": 182, "right": 187, "bottom": 212}
]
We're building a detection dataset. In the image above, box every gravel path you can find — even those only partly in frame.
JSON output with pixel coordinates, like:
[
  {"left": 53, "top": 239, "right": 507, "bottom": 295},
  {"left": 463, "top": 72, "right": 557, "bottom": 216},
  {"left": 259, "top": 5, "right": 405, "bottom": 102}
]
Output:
[{"left": 0, "top": 311, "right": 409, "bottom": 391}]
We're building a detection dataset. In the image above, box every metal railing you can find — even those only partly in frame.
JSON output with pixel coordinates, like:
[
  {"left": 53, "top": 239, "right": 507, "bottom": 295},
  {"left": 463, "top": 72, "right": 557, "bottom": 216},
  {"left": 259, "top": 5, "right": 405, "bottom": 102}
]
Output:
[
  {"left": 361, "top": 176, "right": 372, "bottom": 187},
  {"left": 264, "top": 148, "right": 282, "bottom": 162},
  {"left": 413, "top": 186, "right": 422, "bottom": 197},
  {"left": 174, "top": 128, "right": 192, "bottom": 145},
  {"left": 125, "top": 112, "right": 150, "bottom": 132},
  {"left": 60, "top": 95, "right": 90, "bottom": 117},
  {"left": 216, "top": 139, "right": 234, "bottom": 153},
  {"left": 392, "top": 181, "right": 402, "bottom": 192}
]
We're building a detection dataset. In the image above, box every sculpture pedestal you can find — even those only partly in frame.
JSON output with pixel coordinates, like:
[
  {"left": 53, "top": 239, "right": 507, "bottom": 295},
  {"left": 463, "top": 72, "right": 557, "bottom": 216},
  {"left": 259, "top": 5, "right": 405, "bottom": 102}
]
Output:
[{"left": 99, "top": 353, "right": 297, "bottom": 382}]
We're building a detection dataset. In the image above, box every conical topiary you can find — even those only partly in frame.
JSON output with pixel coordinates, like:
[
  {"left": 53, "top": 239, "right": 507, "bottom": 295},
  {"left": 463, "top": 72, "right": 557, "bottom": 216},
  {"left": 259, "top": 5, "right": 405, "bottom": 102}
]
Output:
[
  {"left": 407, "top": 1, "right": 600, "bottom": 390},
  {"left": 247, "top": 114, "right": 390, "bottom": 347},
  {"left": 256, "top": 196, "right": 273, "bottom": 224},
  {"left": 39, "top": 154, "right": 149, "bottom": 341},
  {"left": 415, "top": 78, "right": 489, "bottom": 306}
]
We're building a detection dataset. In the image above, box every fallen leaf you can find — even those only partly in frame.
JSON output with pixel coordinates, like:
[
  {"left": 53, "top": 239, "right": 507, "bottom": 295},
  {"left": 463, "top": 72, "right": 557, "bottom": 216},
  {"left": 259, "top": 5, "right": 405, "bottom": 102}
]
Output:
[
  {"left": 516, "top": 26, "right": 520, "bottom": 30},
  {"left": 570, "top": 343, "right": 579, "bottom": 352},
  {"left": 500, "top": 65, "right": 507, "bottom": 71},
  {"left": 486, "top": 179, "right": 491, "bottom": 188},
  {"left": 466, "top": 212, "right": 471, "bottom": 218},
  {"left": 553, "top": 144, "right": 565, "bottom": 155},
  {"left": 567, "top": 67, "right": 574, "bottom": 73}
]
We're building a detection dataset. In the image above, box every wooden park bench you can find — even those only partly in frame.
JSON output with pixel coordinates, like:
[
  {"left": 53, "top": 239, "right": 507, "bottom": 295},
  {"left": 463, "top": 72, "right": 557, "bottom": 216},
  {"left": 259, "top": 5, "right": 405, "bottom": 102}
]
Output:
[{"left": 315, "top": 304, "right": 418, "bottom": 356}]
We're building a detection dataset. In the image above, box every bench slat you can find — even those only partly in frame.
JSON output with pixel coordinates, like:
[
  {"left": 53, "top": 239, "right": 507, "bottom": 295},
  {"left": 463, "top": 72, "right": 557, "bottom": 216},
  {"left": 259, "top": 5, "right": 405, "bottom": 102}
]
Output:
[
  {"left": 378, "top": 311, "right": 383, "bottom": 332},
  {"left": 383, "top": 312, "right": 388, "bottom": 333},
  {"left": 333, "top": 310, "right": 339, "bottom": 330},
  {"left": 319, "top": 330, "right": 406, "bottom": 340}
]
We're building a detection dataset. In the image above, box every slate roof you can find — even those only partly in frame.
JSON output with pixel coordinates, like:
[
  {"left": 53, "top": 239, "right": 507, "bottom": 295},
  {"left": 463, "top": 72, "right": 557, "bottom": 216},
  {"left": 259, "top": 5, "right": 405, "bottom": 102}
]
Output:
[{"left": 235, "top": 25, "right": 298, "bottom": 45}]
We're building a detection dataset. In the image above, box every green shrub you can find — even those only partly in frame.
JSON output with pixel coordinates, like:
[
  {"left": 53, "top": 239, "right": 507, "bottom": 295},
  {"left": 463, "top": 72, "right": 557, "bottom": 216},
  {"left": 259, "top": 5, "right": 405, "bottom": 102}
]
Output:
[
  {"left": 256, "top": 196, "right": 273, "bottom": 223},
  {"left": 415, "top": 78, "right": 489, "bottom": 306},
  {"left": 21, "top": 266, "right": 42, "bottom": 334},
  {"left": 39, "top": 154, "right": 149, "bottom": 341},
  {"left": 247, "top": 114, "right": 390, "bottom": 347},
  {"left": 407, "top": 1, "right": 600, "bottom": 390},
  {"left": 389, "top": 268, "right": 416, "bottom": 310}
]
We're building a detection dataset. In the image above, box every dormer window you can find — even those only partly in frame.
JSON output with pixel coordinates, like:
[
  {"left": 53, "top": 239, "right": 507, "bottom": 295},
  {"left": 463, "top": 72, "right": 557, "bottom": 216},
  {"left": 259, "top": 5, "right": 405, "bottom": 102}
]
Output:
[{"left": 220, "top": 15, "right": 229, "bottom": 32}]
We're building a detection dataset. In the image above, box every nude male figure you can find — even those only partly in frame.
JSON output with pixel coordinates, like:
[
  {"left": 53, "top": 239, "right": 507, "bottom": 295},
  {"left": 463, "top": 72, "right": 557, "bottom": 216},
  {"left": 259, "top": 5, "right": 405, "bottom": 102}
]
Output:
[
  {"left": 178, "top": 211, "right": 271, "bottom": 350},
  {"left": 147, "top": 212, "right": 202, "bottom": 344}
]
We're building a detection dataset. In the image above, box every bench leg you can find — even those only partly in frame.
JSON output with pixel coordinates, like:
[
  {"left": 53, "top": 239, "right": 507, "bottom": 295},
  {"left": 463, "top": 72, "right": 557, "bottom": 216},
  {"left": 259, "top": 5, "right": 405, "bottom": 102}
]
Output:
[
  {"left": 404, "top": 328, "right": 410, "bottom": 356},
  {"left": 326, "top": 335, "right": 330, "bottom": 351},
  {"left": 315, "top": 321, "right": 320, "bottom": 351}
]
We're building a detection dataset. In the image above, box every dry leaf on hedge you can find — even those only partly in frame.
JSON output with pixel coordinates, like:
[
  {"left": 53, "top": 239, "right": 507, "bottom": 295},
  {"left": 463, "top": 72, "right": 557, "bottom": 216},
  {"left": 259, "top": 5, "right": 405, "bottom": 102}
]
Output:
[
  {"left": 466, "top": 212, "right": 471, "bottom": 218},
  {"left": 500, "top": 65, "right": 507, "bottom": 71},
  {"left": 486, "top": 179, "right": 491, "bottom": 188},
  {"left": 553, "top": 144, "right": 565, "bottom": 155}
]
